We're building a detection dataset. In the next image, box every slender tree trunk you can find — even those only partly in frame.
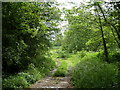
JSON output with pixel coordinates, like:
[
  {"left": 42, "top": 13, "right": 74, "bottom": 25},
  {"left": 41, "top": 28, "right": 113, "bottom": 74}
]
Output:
[
  {"left": 95, "top": 5, "right": 109, "bottom": 62},
  {"left": 99, "top": 17, "right": 109, "bottom": 62}
]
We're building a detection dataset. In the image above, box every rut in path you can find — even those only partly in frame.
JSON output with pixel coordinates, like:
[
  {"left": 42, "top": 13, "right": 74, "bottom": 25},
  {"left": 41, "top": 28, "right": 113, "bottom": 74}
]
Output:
[{"left": 29, "top": 59, "right": 73, "bottom": 88}]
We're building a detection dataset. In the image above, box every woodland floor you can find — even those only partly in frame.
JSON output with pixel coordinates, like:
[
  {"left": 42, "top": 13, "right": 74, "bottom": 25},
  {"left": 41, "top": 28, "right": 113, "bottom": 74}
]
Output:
[{"left": 29, "top": 59, "right": 73, "bottom": 88}]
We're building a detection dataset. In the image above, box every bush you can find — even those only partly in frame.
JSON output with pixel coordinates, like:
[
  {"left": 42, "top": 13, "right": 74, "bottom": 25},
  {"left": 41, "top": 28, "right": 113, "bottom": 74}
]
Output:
[
  {"left": 2, "top": 64, "right": 41, "bottom": 88},
  {"left": 33, "top": 55, "right": 56, "bottom": 76},
  {"left": 3, "top": 76, "right": 29, "bottom": 88},
  {"left": 22, "top": 64, "right": 41, "bottom": 84},
  {"left": 72, "top": 55, "right": 119, "bottom": 88},
  {"left": 18, "top": 72, "right": 36, "bottom": 84},
  {"left": 53, "top": 61, "right": 68, "bottom": 77},
  {"left": 2, "top": 55, "right": 55, "bottom": 89},
  {"left": 26, "top": 64, "right": 42, "bottom": 80}
]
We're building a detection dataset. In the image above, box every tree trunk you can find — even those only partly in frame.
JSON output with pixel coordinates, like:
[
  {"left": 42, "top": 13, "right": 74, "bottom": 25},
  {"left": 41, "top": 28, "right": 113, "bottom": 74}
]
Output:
[
  {"left": 95, "top": 5, "right": 109, "bottom": 62},
  {"left": 99, "top": 17, "right": 109, "bottom": 62}
]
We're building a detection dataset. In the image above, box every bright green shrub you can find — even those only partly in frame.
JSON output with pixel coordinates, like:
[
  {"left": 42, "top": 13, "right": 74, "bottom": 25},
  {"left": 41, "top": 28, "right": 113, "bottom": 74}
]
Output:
[
  {"left": 3, "top": 76, "right": 29, "bottom": 88},
  {"left": 72, "top": 55, "right": 119, "bottom": 88},
  {"left": 53, "top": 61, "right": 68, "bottom": 77},
  {"left": 3, "top": 64, "right": 42, "bottom": 88},
  {"left": 25, "top": 64, "right": 42, "bottom": 82},
  {"left": 33, "top": 55, "right": 56, "bottom": 76},
  {"left": 18, "top": 72, "right": 36, "bottom": 84}
]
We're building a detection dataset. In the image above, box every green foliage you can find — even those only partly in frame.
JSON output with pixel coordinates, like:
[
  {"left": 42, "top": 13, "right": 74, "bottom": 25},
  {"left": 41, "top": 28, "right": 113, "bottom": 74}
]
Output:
[
  {"left": 56, "top": 51, "right": 70, "bottom": 59},
  {"left": 53, "top": 61, "right": 68, "bottom": 77},
  {"left": 2, "top": 1, "right": 120, "bottom": 89},
  {"left": 33, "top": 55, "right": 56, "bottom": 76},
  {"left": 62, "top": 2, "right": 119, "bottom": 54},
  {"left": 66, "top": 50, "right": 100, "bottom": 67},
  {"left": 2, "top": 55, "right": 56, "bottom": 88},
  {"left": 3, "top": 76, "right": 29, "bottom": 88},
  {"left": 3, "top": 64, "right": 41, "bottom": 88},
  {"left": 2, "top": 2, "right": 61, "bottom": 74},
  {"left": 25, "top": 64, "right": 42, "bottom": 82},
  {"left": 18, "top": 72, "right": 37, "bottom": 84},
  {"left": 76, "top": 50, "right": 87, "bottom": 58},
  {"left": 62, "top": 7, "right": 99, "bottom": 53},
  {"left": 51, "top": 47, "right": 70, "bottom": 59},
  {"left": 53, "top": 33, "right": 63, "bottom": 46},
  {"left": 109, "top": 51, "right": 120, "bottom": 62},
  {"left": 66, "top": 53, "right": 81, "bottom": 67},
  {"left": 109, "top": 51, "right": 120, "bottom": 73},
  {"left": 72, "top": 53, "right": 119, "bottom": 88}
]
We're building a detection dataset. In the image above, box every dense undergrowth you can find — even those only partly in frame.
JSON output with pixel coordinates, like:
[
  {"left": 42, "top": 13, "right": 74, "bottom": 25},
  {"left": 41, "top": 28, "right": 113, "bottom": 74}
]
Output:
[
  {"left": 2, "top": 55, "right": 55, "bottom": 88},
  {"left": 51, "top": 47, "right": 120, "bottom": 88},
  {"left": 3, "top": 46, "right": 120, "bottom": 88},
  {"left": 71, "top": 50, "right": 120, "bottom": 88}
]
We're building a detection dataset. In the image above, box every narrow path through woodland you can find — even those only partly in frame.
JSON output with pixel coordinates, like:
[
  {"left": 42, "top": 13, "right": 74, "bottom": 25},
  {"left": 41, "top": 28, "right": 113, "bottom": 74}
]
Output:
[{"left": 29, "top": 59, "right": 73, "bottom": 88}]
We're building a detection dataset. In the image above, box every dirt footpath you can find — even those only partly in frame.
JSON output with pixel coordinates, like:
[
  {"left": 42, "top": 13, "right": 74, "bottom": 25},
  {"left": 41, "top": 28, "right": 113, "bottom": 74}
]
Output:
[{"left": 29, "top": 76, "right": 73, "bottom": 88}]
